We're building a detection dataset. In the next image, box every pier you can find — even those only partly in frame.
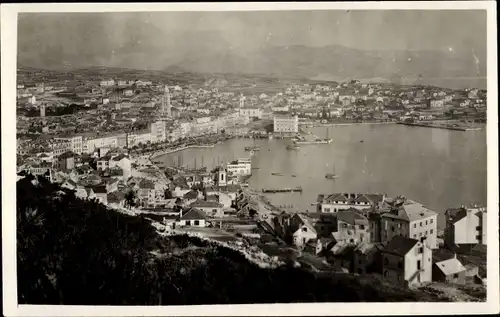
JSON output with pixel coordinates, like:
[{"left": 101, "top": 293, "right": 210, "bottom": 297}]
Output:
[
  {"left": 262, "top": 187, "right": 303, "bottom": 193},
  {"left": 397, "top": 122, "right": 484, "bottom": 131}
]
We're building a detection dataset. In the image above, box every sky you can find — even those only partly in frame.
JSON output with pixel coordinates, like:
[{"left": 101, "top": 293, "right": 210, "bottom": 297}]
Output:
[{"left": 119, "top": 10, "right": 487, "bottom": 52}]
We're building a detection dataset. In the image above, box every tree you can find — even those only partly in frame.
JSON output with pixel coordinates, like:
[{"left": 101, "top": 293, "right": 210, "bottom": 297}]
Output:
[{"left": 125, "top": 190, "right": 136, "bottom": 209}]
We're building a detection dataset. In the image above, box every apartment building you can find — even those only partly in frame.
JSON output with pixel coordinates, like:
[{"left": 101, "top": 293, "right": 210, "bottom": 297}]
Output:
[
  {"left": 379, "top": 198, "right": 438, "bottom": 249},
  {"left": 273, "top": 115, "right": 299, "bottom": 133}
]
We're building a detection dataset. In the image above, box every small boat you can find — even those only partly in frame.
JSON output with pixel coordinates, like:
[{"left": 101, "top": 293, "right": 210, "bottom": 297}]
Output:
[
  {"left": 291, "top": 174, "right": 297, "bottom": 177},
  {"left": 251, "top": 167, "right": 260, "bottom": 170},
  {"left": 287, "top": 144, "right": 300, "bottom": 150},
  {"left": 325, "top": 164, "right": 338, "bottom": 179},
  {"left": 245, "top": 146, "right": 260, "bottom": 151},
  {"left": 360, "top": 140, "right": 364, "bottom": 143},
  {"left": 271, "top": 172, "right": 284, "bottom": 176}
]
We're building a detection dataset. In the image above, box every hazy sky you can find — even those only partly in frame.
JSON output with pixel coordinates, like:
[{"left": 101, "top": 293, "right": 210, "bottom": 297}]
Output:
[{"left": 113, "top": 10, "right": 487, "bottom": 52}]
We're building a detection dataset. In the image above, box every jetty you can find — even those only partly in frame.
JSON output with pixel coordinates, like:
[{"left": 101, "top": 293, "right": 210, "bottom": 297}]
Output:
[{"left": 262, "top": 187, "right": 303, "bottom": 193}]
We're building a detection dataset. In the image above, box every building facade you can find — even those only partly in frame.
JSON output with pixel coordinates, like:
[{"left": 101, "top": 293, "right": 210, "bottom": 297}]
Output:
[{"left": 273, "top": 115, "right": 299, "bottom": 133}]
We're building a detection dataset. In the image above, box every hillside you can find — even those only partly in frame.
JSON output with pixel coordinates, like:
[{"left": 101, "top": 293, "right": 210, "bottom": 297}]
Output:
[
  {"left": 17, "top": 14, "right": 486, "bottom": 89},
  {"left": 16, "top": 175, "right": 448, "bottom": 305}
]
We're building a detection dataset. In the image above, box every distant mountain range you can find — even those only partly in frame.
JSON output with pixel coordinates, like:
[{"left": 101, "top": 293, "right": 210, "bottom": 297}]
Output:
[{"left": 17, "top": 14, "right": 487, "bottom": 89}]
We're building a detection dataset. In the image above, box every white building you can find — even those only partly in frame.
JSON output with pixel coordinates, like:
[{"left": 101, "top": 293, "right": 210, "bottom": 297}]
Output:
[
  {"left": 150, "top": 121, "right": 167, "bottom": 143},
  {"left": 317, "top": 193, "right": 386, "bottom": 213},
  {"left": 239, "top": 108, "right": 263, "bottom": 119},
  {"left": 444, "top": 205, "right": 487, "bottom": 248},
  {"left": 54, "top": 135, "right": 83, "bottom": 155},
  {"left": 100, "top": 79, "right": 116, "bottom": 87},
  {"left": 430, "top": 99, "right": 445, "bottom": 108},
  {"left": 273, "top": 115, "right": 299, "bottom": 133},
  {"left": 226, "top": 158, "right": 252, "bottom": 176}
]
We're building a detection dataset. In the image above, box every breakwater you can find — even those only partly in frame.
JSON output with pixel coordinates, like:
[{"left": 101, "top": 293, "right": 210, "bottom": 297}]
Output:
[{"left": 397, "top": 122, "right": 484, "bottom": 131}]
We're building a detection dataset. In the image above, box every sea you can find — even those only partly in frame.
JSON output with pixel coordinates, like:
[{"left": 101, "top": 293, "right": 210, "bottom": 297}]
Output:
[{"left": 157, "top": 124, "right": 487, "bottom": 229}]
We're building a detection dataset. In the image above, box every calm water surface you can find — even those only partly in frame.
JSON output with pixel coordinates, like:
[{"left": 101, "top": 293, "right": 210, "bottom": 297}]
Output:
[{"left": 159, "top": 124, "right": 487, "bottom": 229}]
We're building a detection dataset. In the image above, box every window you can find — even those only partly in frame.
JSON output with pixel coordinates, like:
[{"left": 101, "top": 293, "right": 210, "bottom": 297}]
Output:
[
  {"left": 302, "top": 227, "right": 307, "bottom": 232},
  {"left": 397, "top": 223, "right": 401, "bottom": 228},
  {"left": 391, "top": 226, "right": 395, "bottom": 232},
  {"left": 360, "top": 225, "right": 365, "bottom": 230},
  {"left": 420, "top": 222, "right": 423, "bottom": 227},
  {"left": 413, "top": 234, "right": 417, "bottom": 238},
  {"left": 453, "top": 273, "right": 459, "bottom": 279},
  {"left": 358, "top": 259, "right": 362, "bottom": 264},
  {"left": 185, "top": 220, "right": 191, "bottom": 226},
  {"left": 398, "top": 275, "right": 402, "bottom": 282},
  {"left": 425, "top": 220, "right": 428, "bottom": 225},
  {"left": 430, "top": 218, "right": 433, "bottom": 224},
  {"left": 414, "top": 223, "right": 417, "bottom": 228},
  {"left": 417, "top": 260, "right": 421, "bottom": 270},
  {"left": 384, "top": 270, "right": 388, "bottom": 277},
  {"left": 418, "top": 247, "right": 423, "bottom": 254},
  {"left": 397, "top": 261, "right": 402, "bottom": 269},
  {"left": 358, "top": 269, "right": 362, "bottom": 274},
  {"left": 430, "top": 229, "right": 434, "bottom": 234},
  {"left": 425, "top": 231, "right": 427, "bottom": 235},
  {"left": 194, "top": 220, "right": 200, "bottom": 226},
  {"left": 324, "top": 208, "right": 330, "bottom": 213}
]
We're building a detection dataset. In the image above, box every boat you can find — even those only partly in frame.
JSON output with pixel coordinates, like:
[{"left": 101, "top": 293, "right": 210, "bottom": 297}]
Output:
[
  {"left": 325, "top": 164, "right": 338, "bottom": 180},
  {"left": 325, "top": 173, "right": 339, "bottom": 179},
  {"left": 271, "top": 172, "right": 284, "bottom": 176},
  {"left": 245, "top": 146, "right": 260, "bottom": 151},
  {"left": 360, "top": 140, "right": 364, "bottom": 143},
  {"left": 291, "top": 174, "right": 297, "bottom": 177},
  {"left": 286, "top": 144, "right": 300, "bottom": 150},
  {"left": 245, "top": 138, "right": 260, "bottom": 152}
]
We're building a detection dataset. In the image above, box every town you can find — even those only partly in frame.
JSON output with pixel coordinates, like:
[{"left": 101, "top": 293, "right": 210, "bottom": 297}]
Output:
[{"left": 16, "top": 67, "right": 487, "bottom": 301}]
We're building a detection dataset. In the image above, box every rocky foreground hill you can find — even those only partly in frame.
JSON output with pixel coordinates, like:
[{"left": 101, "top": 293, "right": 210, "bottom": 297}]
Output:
[{"left": 17, "top": 175, "right": 452, "bottom": 305}]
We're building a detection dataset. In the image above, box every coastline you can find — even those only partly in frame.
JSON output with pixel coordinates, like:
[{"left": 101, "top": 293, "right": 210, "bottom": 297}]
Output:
[{"left": 149, "top": 144, "right": 217, "bottom": 160}]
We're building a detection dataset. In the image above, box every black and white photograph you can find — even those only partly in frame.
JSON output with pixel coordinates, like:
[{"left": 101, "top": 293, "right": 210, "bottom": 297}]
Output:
[{"left": 1, "top": 2, "right": 498, "bottom": 316}]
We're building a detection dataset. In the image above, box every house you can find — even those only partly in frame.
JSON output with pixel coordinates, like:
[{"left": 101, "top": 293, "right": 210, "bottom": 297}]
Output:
[
  {"left": 432, "top": 255, "right": 467, "bottom": 285},
  {"left": 336, "top": 209, "right": 370, "bottom": 244},
  {"left": 381, "top": 236, "right": 433, "bottom": 289},
  {"left": 353, "top": 242, "right": 383, "bottom": 275},
  {"left": 85, "top": 187, "right": 96, "bottom": 200},
  {"left": 316, "top": 193, "right": 386, "bottom": 213},
  {"left": 110, "top": 154, "right": 132, "bottom": 180},
  {"left": 189, "top": 199, "right": 224, "bottom": 218},
  {"left": 444, "top": 205, "right": 487, "bottom": 250},
  {"left": 92, "top": 186, "right": 108, "bottom": 205},
  {"left": 106, "top": 179, "right": 120, "bottom": 193},
  {"left": 326, "top": 242, "right": 356, "bottom": 272},
  {"left": 55, "top": 151, "right": 75, "bottom": 171},
  {"left": 61, "top": 179, "right": 77, "bottom": 191},
  {"left": 379, "top": 197, "right": 438, "bottom": 249},
  {"left": 178, "top": 208, "right": 207, "bottom": 227},
  {"left": 289, "top": 213, "right": 318, "bottom": 248},
  {"left": 316, "top": 237, "right": 335, "bottom": 256},
  {"left": 308, "top": 213, "right": 338, "bottom": 238},
  {"left": 138, "top": 179, "right": 155, "bottom": 206},
  {"left": 182, "top": 190, "right": 202, "bottom": 205}
]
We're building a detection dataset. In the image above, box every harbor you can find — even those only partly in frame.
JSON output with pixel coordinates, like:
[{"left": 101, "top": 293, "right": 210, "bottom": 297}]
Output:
[{"left": 155, "top": 124, "right": 486, "bottom": 228}]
